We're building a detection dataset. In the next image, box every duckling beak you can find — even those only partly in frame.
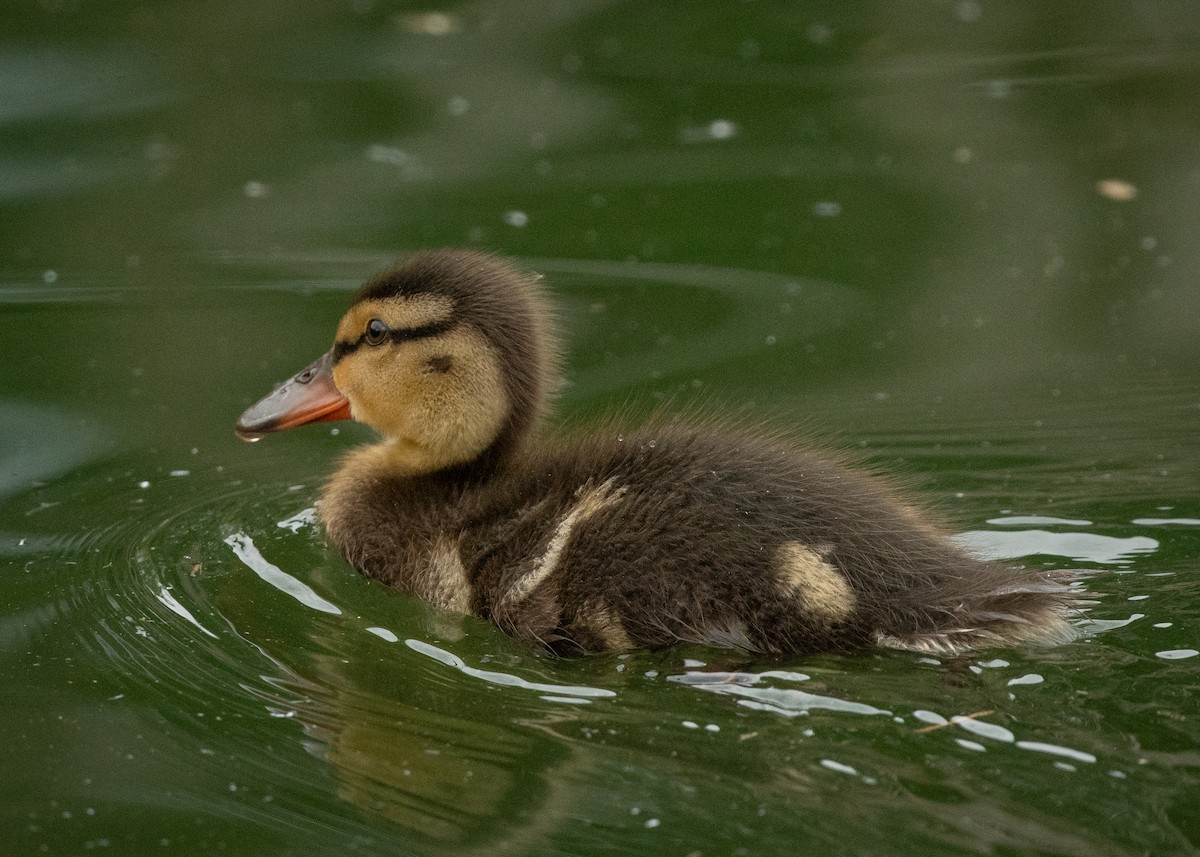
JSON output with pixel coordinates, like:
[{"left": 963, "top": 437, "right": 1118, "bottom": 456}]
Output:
[{"left": 235, "top": 350, "right": 351, "bottom": 441}]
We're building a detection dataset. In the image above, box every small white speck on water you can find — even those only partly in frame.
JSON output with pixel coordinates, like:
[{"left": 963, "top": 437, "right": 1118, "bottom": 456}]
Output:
[
  {"left": 813, "top": 200, "right": 842, "bottom": 217},
  {"left": 704, "top": 724, "right": 720, "bottom": 733},
  {"left": 169, "top": 470, "right": 190, "bottom": 477},
  {"left": 681, "top": 720, "right": 698, "bottom": 729},
  {"left": 43, "top": 269, "right": 58, "bottom": 284},
  {"left": 137, "top": 481, "right": 150, "bottom": 489},
  {"left": 807, "top": 22, "right": 832, "bottom": 43},
  {"left": 955, "top": 0, "right": 982, "bottom": 22},
  {"left": 1007, "top": 673, "right": 1044, "bottom": 686},
  {"left": 366, "top": 144, "right": 409, "bottom": 167},
  {"left": 707, "top": 119, "right": 737, "bottom": 140},
  {"left": 680, "top": 118, "right": 739, "bottom": 144},
  {"left": 644, "top": 818, "right": 660, "bottom": 829},
  {"left": 820, "top": 759, "right": 857, "bottom": 776},
  {"left": 243, "top": 180, "right": 268, "bottom": 198},
  {"left": 503, "top": 210, "right": 528, "bottom": 228},
  {"left": 986, "top": 78, "right": 1012, "bottom": 99},
  {"left": 953, "top": 716, "right": 1014, "bottom": 743},
  {"left": 447, "top": 95, "right": 469, "bottom": 116},
  {"left": 1156, "top": 649, "right": 1198, "bottom": 660},
  {"left": 398, "top": 11, "right": 460, "bottom": 34},
  {"left": 1096, "top": 178, "right": 1137, "bottom": 201},
  {"left": 913, "top": 710, "right": 947, "bottom": 725}
]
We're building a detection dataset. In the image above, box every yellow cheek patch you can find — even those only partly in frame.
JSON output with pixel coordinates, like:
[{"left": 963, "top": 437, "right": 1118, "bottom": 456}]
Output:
[
  {"left": 329, "top": 324, "right": 511, "bottom": 474},
  {"left": 776, "top": 542, "right": 856, "bottom": 623},
  {"left": 335, "top": 295, "right": 456, "bottom": 343}
]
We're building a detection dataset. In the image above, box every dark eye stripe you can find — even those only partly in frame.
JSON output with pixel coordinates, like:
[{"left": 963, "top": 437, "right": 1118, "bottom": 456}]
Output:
[{"left": 333, "top": 319, "right": 456, "bottom": 364}]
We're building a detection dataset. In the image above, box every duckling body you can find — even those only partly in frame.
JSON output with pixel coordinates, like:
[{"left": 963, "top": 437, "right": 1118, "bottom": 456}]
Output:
[{"left": 238, "top": 250, "right": 1082, "bottom": 656}]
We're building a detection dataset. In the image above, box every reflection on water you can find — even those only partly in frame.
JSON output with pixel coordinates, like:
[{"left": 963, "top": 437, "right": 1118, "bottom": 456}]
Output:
[
  {"left": 405, "top": 639, "right": 615, "bottom": 702},
  {"left": 154, "top": 585, "right": 218, "bottom": 639},
  {"left": 670, "top": 669, "right": 891, "bottom": 717},
  {"left": 0, "top": 400, "right": 111, "bottom": 498},
  {"left": 225, "top": 532, "right": 342, "bottom": 615},
  {"left": 954, "top": 528, "right": 1159, "bottom": 565}
]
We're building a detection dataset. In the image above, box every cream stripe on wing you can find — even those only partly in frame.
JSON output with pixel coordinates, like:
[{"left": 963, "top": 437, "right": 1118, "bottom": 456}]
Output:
[
  {"left": 582, "top": 598, "right": 634, "bottom": 650},
  {"left": 424, "top": 537, "right": 472, "bottom": 613},
  {"left": 502, "top": 478, "right": 627, "bottom": 606}
]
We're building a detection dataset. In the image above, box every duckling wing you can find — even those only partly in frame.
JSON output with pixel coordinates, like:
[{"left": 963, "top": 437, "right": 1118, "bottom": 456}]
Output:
[{"left": 472, "top": 427, "right": 1086, "bottom": 656}]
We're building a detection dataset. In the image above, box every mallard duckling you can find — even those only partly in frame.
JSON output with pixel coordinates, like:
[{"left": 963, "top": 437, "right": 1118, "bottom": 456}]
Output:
[{"left": 237, "top": 250, "right": 1083, "bottom": 656}]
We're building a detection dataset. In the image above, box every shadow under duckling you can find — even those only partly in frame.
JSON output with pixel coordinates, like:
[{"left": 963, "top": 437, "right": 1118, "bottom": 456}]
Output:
[{"left": 236, "top": 250, "right": 1086, "bottom": 656}]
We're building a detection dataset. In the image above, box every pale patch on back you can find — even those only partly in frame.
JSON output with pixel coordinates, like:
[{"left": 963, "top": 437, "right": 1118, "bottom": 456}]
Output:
[
  {"left": 420, "top": 537, "right": 472, "bottom": 614},
  {"left": 502, "top": 478, "right": 628, "bottom": 607},
  {"left": 776, "top": 541, "right": 856, "bottom": 623}
]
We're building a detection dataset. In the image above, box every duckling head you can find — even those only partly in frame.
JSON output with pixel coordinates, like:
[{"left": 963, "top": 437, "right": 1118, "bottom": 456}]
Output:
[{"left": 237, "top": 250, "right": 559, "bottom": 475}]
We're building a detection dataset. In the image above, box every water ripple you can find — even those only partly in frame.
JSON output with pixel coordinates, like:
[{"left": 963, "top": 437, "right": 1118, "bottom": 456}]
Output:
[
  {"left": 225, "top": 532, "right": 342, "bottom": 615},
  {"left": 405, "top": 638, "right": 616, "bottom": 701}
]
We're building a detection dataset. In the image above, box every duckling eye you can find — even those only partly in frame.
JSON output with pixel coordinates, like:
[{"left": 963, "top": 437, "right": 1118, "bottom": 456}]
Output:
[{"left": 365, "top": 318, "right": 389, "bottom": 346}]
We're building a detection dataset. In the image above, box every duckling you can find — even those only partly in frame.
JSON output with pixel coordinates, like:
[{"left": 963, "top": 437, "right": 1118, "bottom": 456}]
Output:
[{"left": 236, "top": 250, "right": 1084, "bottom": 656}]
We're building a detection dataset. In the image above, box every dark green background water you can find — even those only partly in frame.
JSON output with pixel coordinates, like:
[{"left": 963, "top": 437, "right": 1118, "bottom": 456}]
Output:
[{"left": 4, "top": 2, "right": 1199, "bottom": 854}]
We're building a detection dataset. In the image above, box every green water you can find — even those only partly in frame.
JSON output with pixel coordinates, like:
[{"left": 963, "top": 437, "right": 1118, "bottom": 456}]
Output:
[{"left": 5, "top": 2, "right": 1200, "bottom": 854}]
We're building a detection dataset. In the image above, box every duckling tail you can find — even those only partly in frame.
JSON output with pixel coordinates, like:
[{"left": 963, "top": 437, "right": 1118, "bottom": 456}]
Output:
[{"left": 875, "top": 570, "right": 1098, "bottom": 656}]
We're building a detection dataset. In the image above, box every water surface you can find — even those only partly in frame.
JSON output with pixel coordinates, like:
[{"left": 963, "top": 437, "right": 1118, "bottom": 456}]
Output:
[{"left": 4, "top": 3, "right": 1199, "bottom": 855}]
